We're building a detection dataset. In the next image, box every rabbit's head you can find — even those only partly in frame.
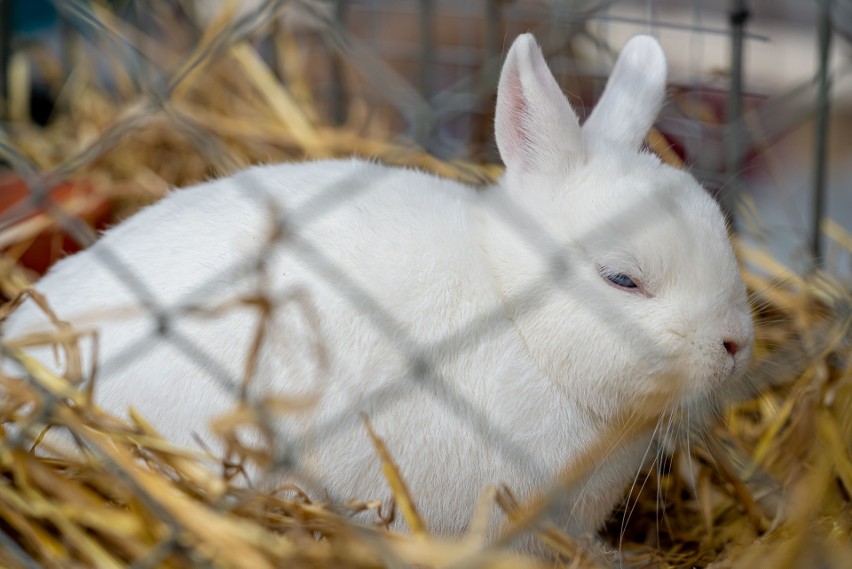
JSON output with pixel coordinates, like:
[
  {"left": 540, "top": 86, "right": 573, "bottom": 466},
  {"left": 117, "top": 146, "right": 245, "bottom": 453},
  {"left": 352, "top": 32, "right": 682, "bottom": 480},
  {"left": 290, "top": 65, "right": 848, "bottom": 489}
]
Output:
[{"left": 484, "top": 34, "right": 753, "bottom": 421}]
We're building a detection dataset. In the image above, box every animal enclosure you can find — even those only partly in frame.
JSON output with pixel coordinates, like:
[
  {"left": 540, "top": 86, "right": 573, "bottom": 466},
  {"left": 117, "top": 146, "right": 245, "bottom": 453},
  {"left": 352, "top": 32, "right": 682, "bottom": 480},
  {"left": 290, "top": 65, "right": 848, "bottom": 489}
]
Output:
[{"left": 0, "top": 1, "right": 849, "bottom": 568}]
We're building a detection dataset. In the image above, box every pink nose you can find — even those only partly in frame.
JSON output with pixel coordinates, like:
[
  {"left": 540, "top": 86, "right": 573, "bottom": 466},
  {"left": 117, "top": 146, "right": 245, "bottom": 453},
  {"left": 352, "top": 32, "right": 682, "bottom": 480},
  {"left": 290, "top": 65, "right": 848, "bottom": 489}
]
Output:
[{"left": 723, "top": 340, "right": 739, "bottom": 357}]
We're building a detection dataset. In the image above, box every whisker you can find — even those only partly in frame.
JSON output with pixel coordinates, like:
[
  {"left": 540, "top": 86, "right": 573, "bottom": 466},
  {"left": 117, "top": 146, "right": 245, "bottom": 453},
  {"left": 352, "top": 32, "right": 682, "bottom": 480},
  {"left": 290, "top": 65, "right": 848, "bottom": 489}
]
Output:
[
  {"left": 566, "top": 407, "right": 648, "bottom": 526},
  {"left": 617, "top": 402, "right": 672, "bottom": 559}
]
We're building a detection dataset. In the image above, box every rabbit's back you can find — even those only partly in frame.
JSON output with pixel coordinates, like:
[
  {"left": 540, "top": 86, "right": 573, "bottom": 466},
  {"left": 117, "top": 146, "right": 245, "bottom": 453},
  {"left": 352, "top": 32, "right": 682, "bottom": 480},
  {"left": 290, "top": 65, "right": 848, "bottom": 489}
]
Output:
[{"left": 5, "top": 158, "right": 525, "bottom": 458}]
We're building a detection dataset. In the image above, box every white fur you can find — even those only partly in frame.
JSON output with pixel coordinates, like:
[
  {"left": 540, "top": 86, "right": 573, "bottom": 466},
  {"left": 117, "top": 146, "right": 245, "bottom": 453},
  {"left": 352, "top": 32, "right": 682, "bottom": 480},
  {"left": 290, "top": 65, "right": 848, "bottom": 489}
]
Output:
[{"left": 2, "top": 34, "right": 753, "bottom": 542}]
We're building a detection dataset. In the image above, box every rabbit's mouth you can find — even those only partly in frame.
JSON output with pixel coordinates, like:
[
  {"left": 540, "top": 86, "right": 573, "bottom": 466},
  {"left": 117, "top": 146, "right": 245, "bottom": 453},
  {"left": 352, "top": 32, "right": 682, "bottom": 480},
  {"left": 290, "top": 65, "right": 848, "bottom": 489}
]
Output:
[
  {"left": 674, "top": 386, "right": 724, "bottom": 429},
  {"left": 675, "top": 350, "right": 755, "bottom": 422},
  {"left": 637, "top": 361, "right": 732, "bottom": 423}
]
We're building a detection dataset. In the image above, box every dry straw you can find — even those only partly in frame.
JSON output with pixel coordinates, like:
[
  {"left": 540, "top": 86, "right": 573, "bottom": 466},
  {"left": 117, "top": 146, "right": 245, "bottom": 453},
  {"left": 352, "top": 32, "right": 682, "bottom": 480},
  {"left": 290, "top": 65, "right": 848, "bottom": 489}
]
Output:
[{"left": 0, "top": 2, "right": 850, "bottom": 567}]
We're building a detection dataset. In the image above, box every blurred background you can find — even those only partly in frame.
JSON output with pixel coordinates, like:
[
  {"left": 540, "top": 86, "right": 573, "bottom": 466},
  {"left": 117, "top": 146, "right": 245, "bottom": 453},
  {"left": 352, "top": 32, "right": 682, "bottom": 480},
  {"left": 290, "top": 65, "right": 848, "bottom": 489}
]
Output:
[
  {"left": 0, "top": 0, "right": 850, "bottom": 283},
  {"left": 0, "top": 2, "right": 850, "bottom": 568}
]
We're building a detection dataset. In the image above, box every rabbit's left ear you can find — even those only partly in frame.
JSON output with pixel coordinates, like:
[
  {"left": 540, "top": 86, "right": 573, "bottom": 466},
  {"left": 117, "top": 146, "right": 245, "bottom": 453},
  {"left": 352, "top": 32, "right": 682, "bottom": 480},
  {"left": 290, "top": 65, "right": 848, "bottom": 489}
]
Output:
[
  {"left": 495, "top": 34, "right": 584, "bottom": 179},
  {"left": 583, "top": 35, "right": 667, "bottom": 149}
]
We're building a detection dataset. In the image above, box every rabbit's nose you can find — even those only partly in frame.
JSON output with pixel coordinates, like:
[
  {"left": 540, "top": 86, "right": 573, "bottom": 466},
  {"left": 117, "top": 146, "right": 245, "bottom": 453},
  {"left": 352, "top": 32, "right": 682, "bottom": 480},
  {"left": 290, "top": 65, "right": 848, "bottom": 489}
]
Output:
[{"left": 722, "top": 340, "right": 739, "bottom": 357}]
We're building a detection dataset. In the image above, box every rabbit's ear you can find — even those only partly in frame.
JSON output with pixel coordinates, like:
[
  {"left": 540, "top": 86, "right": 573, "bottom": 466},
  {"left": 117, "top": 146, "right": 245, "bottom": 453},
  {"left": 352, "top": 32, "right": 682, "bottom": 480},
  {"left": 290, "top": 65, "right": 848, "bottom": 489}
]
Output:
[
  {"left": 495, "top": 34, "right": 583, "bottom": 177},
  {"left": 583, "top": 35, "right": 667, "bottom": 149}
]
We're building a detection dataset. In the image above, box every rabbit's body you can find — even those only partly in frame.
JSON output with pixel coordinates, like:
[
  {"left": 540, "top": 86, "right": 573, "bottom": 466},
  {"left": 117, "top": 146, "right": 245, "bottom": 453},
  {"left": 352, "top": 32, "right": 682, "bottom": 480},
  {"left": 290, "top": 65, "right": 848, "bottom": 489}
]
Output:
[
  {"left": 4, "top": 158, "right": 649, "bottom": 534},
  {"left": 3, "top": 34, "right": 753, "bottom": 541}
]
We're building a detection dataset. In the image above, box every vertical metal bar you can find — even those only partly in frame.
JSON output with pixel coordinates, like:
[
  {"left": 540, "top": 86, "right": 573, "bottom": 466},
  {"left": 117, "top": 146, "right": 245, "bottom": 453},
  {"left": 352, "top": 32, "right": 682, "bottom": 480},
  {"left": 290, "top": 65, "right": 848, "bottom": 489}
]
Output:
[
  {"left": 484, "top": 0, "right": 503, "bottom": 161},
  {"left": 811, "top": 0, "right": 833, "bottom": 267},
  {"left": 419, "top": 0, "right": 435, "bottom": 101},
  {"left": 0, "top": 0, "right": 12, "bottom": 122},
  {"left": 415, "top": 0, "right": 435, "bottom": 147},
  {"left": 725, "top": 0, "right": 748, "bottom": 225},
  {"left": 330, "top": 0, "right": 348, "bottom": 125},
  {"left": 485, "top": 0, "right": 501, "bottom": 68}
]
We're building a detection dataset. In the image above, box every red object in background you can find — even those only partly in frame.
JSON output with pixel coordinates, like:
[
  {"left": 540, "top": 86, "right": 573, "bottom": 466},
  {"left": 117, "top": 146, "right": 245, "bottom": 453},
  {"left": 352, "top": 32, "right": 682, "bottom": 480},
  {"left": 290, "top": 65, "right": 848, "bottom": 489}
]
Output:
[{"left": 0, "top": 172, "right": 112, "bottom": 275}]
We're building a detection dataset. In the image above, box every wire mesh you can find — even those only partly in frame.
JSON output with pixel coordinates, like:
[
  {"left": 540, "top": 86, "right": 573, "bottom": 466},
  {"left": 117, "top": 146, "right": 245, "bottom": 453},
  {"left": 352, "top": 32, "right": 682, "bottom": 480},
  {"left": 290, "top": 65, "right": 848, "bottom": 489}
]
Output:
[{"left": 0, "top": 1, "right": 849, "bottom": 568}]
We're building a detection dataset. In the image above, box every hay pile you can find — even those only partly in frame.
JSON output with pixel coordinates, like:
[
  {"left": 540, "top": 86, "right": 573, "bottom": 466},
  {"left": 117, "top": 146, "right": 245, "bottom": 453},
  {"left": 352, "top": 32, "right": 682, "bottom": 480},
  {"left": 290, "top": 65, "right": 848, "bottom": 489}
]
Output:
[{"left": 0, "top": 3, "right": 850, "bottom": 567}]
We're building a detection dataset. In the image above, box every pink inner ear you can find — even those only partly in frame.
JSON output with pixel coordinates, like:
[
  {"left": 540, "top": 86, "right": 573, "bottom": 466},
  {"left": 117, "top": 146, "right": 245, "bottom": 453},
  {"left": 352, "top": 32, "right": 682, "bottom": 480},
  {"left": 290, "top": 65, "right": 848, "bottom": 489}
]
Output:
[
  {"left": 503, "top": 78, "right": 533, "bottom": 167},
  {"left": 497, "top": 55, "right": 549, "bottom": 171},
  {"left": 495, "top": 35, "right": 583, "bottom": 175}
]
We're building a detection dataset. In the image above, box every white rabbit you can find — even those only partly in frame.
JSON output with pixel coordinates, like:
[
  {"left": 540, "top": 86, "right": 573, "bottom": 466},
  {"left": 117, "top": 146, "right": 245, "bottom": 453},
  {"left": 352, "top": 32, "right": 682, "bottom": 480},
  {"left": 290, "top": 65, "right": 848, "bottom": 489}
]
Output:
[{"left": 3, "top": 34, "right": 753, "bottom": 543}]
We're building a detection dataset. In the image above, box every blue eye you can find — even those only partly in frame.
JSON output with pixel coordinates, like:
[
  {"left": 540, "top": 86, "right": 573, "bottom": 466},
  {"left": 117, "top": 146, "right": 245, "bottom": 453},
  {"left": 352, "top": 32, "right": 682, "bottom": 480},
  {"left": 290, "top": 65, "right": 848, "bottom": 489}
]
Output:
[{"left": 606, "top": 273, "right": 637, "bottom": 289}]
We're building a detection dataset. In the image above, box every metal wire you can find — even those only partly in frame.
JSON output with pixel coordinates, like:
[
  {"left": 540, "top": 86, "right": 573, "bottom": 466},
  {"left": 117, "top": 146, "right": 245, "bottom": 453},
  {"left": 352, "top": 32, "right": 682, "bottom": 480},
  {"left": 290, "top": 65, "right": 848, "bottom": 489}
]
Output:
[
  {"left": 812, "top": 0, "right": 834, "bottom": 267},
  {"left": 0, "top": 0, "right": 847, "bottom": 565}
]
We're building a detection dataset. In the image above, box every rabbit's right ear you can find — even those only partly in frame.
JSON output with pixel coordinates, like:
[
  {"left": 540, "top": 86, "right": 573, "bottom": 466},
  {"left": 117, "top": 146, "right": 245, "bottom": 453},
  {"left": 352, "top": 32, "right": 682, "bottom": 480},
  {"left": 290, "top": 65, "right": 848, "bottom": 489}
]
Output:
[
  {"left": 583, "top": 36, "right": 667, "bottom": 149},
  {"left": 495, "top": 34, "right": 583, "bottom": 179}
]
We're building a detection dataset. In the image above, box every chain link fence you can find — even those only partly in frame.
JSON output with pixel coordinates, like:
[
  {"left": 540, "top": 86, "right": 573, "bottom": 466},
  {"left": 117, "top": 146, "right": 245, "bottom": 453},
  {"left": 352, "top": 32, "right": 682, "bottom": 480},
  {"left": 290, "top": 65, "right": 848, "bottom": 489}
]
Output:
[{"left": 0, "top": 1, "right": 849, "bottom": 568}]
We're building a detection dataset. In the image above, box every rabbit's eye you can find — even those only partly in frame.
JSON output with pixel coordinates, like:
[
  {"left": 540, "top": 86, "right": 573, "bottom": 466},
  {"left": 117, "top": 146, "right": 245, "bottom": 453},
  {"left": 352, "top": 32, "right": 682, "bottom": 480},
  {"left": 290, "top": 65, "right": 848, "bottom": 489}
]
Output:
[
  {"left": 597, "top": 265, "right": 646, "bottom": 294},
  {"left": 606, "top": 273, "right": 637, "bottom": 289}
]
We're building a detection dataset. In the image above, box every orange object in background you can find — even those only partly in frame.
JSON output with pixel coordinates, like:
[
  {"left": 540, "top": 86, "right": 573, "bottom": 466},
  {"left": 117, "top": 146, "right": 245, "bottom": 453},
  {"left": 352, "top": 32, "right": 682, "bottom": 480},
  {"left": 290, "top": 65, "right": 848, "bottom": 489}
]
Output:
[{"left": 0, "top": 171, "right": 112, "bottom": 276}]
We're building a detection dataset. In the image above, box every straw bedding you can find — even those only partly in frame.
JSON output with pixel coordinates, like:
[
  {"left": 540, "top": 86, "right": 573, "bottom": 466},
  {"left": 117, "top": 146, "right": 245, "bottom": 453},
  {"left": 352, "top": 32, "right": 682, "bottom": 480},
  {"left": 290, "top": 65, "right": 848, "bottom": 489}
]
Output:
[{"left": 0, "top": 6, "right": 849, "bottom": 568}]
